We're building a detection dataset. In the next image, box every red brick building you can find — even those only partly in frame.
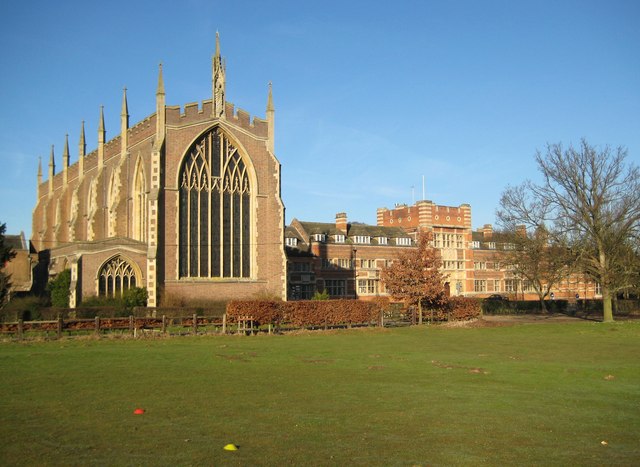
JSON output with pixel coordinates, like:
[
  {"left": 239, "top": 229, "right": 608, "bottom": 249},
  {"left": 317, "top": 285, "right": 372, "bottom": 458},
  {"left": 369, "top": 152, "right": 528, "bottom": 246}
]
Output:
[
  {"left": 284, "top": 201, "right": 601, "bottom": 302},
  {"left": 285, "top": 213, "right": 415, "bottom": 300}
]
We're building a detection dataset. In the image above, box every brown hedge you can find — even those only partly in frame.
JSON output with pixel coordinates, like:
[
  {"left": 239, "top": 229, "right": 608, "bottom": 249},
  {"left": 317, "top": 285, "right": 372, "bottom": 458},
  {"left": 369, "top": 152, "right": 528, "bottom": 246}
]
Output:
[
  {"left": 226, "top": 300, "right": 283, "bottom": 326},
  {"left": 226, "top": 300, "right": 380, "bottom": 327}
]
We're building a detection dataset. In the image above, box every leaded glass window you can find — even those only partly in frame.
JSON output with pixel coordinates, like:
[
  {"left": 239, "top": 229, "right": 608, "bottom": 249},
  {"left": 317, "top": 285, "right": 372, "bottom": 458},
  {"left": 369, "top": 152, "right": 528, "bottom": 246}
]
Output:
[
  {"left": 98, "top": 256, "right": 138, "bottom": 297},
  {"left": 179, "top": 127, "right": 252, "bottom": 278}
]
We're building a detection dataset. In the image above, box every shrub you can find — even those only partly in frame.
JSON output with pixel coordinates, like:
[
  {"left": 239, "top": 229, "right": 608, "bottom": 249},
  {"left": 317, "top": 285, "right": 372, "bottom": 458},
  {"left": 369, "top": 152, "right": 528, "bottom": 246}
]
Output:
[
  {"left": 123, "top": 287, "right": 148, "bottom": 309},
  {"left": 0, "top": 295, "right": 49, "bottom": 321},
  {"left": 481, "top": 299, "right": 514, "bottom": 315},
  {"left": 311, "top": 289, "right": 330, "bottom": 300},
  {"left": 446, "top": 296, "right": 482, "bottom": 321},
  {"left": 47, "top": 269, "right": 71, "bottom": 308}
]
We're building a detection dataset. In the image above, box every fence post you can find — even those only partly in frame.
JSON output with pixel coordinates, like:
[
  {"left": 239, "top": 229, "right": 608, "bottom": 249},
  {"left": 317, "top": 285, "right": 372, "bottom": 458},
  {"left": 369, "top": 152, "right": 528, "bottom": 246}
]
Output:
[
  {"left": 222, "top": 314, "right": 226, "bottom": 334},
  {"left": 57, "top": 316, "right": 63, "bottom": 339},
  {"left": 380, "top": 310, "right": 384, "bottom": 328},
  {"left": 94, "top": 316, "right": 100, "bottom": 336},
  {"left": 162, "top": 315, "right": 167, "bottom": 334},
  {"left": 17, "top": 319, "right": 24, "bottom": 340},
  {"left": 192, "top": 313, "right": 198, "bottom": 335}
]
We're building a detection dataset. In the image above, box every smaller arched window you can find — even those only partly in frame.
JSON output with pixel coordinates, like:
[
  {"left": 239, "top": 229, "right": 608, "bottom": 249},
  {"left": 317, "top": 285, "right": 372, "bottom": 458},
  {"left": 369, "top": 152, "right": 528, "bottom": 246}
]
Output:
[
  {"left": 132, "top": 157, "right": 147, "bottom": 242},
  {"left": 98, "top": 256, "right": 138, "bottom": 297}
]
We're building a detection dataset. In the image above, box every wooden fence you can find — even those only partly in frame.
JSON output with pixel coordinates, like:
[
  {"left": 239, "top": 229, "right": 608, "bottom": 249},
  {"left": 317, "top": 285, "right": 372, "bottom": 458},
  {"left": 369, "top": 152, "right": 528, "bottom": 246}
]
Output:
[
  {"left": 0, "top": 308, "right": 422, "bottom": 340},
  {"left": 0, "top": 314, "right": 228, "bottom": 340}
]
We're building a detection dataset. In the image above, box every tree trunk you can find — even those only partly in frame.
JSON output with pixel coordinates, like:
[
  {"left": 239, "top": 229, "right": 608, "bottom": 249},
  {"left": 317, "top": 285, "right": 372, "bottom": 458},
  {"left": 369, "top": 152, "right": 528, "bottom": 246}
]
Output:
[
  {"left": 599, "top": 250, "right": 614, "bottom": 322},
  {"left": 538, "top": 297, "right": 547, "bottom": 313},
  {"left": 418, "top": 300, "right": 423, "bottom": 325},
  {"left": 602, "top": 287, "right": 614, "bottom": 322}
]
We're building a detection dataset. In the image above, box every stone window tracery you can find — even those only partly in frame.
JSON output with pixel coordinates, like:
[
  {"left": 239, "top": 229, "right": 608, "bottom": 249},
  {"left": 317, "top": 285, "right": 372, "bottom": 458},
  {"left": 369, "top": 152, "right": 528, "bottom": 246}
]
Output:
[
  {"left": 179, "top": 127, "right": 252, "bottom": 279},
  {"left": 98, "top": 256, "right": 138, "bottom": 297}
]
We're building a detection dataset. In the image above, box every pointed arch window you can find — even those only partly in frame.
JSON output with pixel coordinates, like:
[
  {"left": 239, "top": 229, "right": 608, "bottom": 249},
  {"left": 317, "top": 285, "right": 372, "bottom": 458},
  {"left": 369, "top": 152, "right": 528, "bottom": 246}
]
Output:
[
  {"left": 98, "top": 256, "right": 138, "bottom": 297},
  {"left": 107, "top": 169, "right": 120, "bottom": 238},
  {"left": 179, "top": 127, "right": 252, "bottom": 278},
  {"left": 132, "top": 159, "right": 147, "bottom": 242},
  {"left": 87, "top": 178, "right": 98, "bottom": 241}
]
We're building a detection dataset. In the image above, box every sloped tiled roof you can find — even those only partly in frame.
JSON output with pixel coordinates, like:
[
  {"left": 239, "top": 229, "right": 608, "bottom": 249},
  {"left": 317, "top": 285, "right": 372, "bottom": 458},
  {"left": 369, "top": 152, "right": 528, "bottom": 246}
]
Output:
[{"left": 4, "top": 233, "right": 27, "bottom": 251}]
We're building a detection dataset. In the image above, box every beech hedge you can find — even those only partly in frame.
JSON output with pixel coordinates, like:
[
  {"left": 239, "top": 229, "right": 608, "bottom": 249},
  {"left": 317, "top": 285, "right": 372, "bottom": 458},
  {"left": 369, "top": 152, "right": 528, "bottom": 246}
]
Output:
[
  {"left": 227, "top": 299, "right": 380, "bottom": 327},
  {"left": 227, "top": 297, "right": 481, "bottom": 327}
]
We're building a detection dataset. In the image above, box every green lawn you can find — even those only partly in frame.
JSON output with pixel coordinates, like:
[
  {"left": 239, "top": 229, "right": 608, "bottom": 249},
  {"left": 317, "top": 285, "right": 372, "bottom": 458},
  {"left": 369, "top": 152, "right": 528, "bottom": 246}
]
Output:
[{"left": 1, "top": 322, "right": 639, "bottom": 466}]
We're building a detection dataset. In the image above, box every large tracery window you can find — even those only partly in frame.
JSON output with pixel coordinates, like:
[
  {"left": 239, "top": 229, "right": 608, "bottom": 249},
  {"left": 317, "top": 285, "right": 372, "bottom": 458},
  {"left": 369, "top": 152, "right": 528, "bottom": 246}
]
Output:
[
  {"left": 179, "top": 127, "right": 252, "bottom": 279},
  {"left": 98, "top": 256, "right": 138, "bottom": 297}
]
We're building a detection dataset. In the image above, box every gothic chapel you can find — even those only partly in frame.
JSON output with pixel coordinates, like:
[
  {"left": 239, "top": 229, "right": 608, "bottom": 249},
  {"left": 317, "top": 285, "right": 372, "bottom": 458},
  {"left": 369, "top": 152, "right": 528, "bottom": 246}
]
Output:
[{"left": 31, "top": 35, "right": 287, "bottom": 307}]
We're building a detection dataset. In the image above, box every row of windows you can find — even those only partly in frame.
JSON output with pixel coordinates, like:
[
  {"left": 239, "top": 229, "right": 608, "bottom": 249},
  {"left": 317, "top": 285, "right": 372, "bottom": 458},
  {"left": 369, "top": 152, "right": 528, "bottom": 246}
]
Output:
[
  {"left": 318, "top": 258, "right": 391, "bottom": 270},
  {"left": 443, "top": 260, "right": 465, "bottom": 270},
  {"left": 303, "top": 234, "right": 411, "bottom": 246},
  {"left": 470, "top": 241, "right": 516, "bottom": 250},
  {"left": 322, "top": 279, "right": 382, "bottom": 296},
  {"left": 433, "top": 233, "right": 464, "bottom": 249}
]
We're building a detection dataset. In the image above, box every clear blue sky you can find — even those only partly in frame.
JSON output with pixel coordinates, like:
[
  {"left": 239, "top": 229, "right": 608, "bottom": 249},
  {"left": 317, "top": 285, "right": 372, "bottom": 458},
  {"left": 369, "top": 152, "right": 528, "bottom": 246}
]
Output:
[{"left": 1, "top": 0, "right": 639, "bottom": 239}]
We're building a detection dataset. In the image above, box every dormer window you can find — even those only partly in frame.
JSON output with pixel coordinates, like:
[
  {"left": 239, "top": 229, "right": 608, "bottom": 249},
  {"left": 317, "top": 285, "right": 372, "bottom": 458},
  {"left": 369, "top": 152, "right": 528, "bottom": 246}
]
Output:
[
  {"left": 334, "top": 234, "right": 345, "bottom": 243},
  {"left": 377, "top": 237, "right": 388, "bottom": 245},
  {"left": 312, "top": 233, "right": 326, "bottom": 242},
  {"left": 395, "top": 237, "right": 412, "bottom": 246},
  {"left": 353, "top": 235, "right": 371, "bottom": 244},
  {"left": 285, "top": 237, "right": 298, "bottom": 247}
]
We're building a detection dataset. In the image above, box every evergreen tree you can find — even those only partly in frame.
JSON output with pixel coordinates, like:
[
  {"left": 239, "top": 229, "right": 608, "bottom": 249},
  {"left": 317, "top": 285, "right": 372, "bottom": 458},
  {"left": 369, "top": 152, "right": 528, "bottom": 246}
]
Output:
[{"left": 0, "top": 222, "right": 17, "bottom": 307}]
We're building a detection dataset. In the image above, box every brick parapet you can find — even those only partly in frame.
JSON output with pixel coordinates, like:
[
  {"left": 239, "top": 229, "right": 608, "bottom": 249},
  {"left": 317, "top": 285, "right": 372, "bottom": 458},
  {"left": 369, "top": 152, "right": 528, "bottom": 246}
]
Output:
[{"left": 165, "top": 100, "right": 267, "bottom": 139}]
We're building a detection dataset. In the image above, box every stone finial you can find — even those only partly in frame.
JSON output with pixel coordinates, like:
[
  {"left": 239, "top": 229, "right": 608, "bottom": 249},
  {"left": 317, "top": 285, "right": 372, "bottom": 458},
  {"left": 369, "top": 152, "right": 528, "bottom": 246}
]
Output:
[
  {"left": 156, "top": 63, "right": 165, "bottom": 96},
  {"left": 62, "top": 134, "right": 69, "bottom": 185},
  {"left": 78, "top": 121, "right": 85, "bottom": 177},
  {"left": 267, "top": 81, "right": 274, "bottom": 113},
  {"left": 63, "top": 134, "right": 70, "bottom": 167},
  {"left": 98, "top": 106, "right": 105, "bottom": 169},
  {"left": 266, "top": 82, "right": 275, "bottom": 153},
  {"left": 121, "top": 87, "right": 129, "bottom": 122},
  {"left": 37, "top": 156, "right": 42, "bottom": 186},
  {"left": 98, "top": 105, "right": 105, "bottom": 138},
  {"left": 49, "top": 145, "right": 55, "bottom": 172},
  {"left": 48, "top": 145, "right": 55, "bottom": 195},
  {"left": 78, "top": 120, "right": 86, "bottom": 156},
  {"left": 212, "top": 32, "right": 226, "bottom": 119}
]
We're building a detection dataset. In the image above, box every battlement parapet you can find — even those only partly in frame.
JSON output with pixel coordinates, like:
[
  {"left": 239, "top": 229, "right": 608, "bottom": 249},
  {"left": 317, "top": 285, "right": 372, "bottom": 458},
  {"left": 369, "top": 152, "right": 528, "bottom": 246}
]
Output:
[
  {"left": 129, "top": 113, "right": 156, "bottom": 146},
  {"left": 165, "top": 100, "right": 267, "bottom": 137}
]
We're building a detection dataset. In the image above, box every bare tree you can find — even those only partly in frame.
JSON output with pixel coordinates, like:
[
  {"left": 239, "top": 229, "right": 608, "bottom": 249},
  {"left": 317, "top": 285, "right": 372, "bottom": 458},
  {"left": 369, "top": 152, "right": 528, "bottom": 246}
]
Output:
[
  {"left": 498, "top": 140, "right": 640, "bottom": 322},
  {"left": 492, "top": 225, "right": 573, "bottom": 312}
]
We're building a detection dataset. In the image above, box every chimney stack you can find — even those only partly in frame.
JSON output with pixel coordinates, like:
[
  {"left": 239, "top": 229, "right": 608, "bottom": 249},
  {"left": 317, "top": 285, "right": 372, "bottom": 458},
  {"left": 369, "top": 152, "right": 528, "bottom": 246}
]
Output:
[
  {"left": 482, "top": 224, "right": 493, "bottom": 240},
  {"left": 336, "top": 212, "right": 348, "bottom": 233}
]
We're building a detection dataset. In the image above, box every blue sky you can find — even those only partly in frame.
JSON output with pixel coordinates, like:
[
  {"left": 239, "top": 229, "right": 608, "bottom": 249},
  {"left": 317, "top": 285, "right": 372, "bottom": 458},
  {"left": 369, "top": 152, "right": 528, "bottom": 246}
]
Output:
[{"left": 1, "top": 0, "right": 639, "bottom": 239}]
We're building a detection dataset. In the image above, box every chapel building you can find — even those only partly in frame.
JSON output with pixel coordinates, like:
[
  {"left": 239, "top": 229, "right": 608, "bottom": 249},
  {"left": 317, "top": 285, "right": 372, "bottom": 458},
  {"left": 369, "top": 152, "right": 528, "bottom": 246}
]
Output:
[{"left": 31, "top": 35, "right": 287, "bottom": 307}]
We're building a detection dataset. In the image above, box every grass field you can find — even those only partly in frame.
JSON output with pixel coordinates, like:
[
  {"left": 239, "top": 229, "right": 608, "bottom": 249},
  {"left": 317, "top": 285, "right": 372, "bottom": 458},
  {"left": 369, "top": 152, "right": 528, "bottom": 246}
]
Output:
[{"left": 1, "top": 321, "right": 639, "bottom": 466}]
